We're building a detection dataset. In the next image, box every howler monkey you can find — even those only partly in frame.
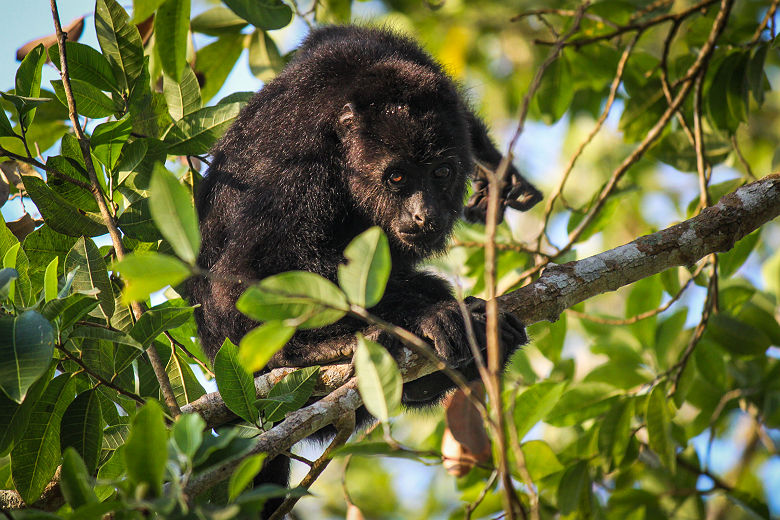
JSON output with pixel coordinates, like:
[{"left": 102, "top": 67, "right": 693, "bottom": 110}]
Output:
[{"left": 190, "top": 25, "right": 541, "bottom": 516}]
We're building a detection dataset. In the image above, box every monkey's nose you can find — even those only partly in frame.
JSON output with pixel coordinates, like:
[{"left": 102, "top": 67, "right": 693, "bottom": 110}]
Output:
[{"left": 413, "top": 212, "right": 426, "bottom": 226}]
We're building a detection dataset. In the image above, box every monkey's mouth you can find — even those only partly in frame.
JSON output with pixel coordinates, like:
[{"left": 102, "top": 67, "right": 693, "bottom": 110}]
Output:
[{"left": 396, "top": 229, "right": 445, "bottom": 250}]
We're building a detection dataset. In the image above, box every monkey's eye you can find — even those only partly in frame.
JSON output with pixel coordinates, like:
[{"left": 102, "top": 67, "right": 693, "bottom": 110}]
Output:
[
  {"left": 387, "top": 171, "right": 406, "bottom": 186},
  {"left": 433, "top": 165, "right": 452, "bottom": 179}
]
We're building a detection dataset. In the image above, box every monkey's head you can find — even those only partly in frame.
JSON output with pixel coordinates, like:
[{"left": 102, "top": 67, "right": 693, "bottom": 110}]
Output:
[{"left": 335, "top": 60, "right": 472, "bottom": 261}]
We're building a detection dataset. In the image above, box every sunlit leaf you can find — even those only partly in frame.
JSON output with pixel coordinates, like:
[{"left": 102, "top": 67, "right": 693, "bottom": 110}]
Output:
[
  {"left": 148, "top": 164, "right": 200, "bottom": 264},
  {"left": 238, "top": 271, "right": 348, "bottom": 329},
  {"left": 0, "top": 311, "right": 55, "bottom": 403},
  {"left": 124, "top": 400, "right": 167, "bottom": 496},
  {"left": 354, "top": 334, "right": 401, "bottom": 424},
  {"left": 238, "top": 321, "right": 296, "bottom": 373},
  {"left": 65, "top": 237, "right": 115, "bottom": 320},
  {"left": 338, "top": 226, "right": 390, "bottom": 308}
]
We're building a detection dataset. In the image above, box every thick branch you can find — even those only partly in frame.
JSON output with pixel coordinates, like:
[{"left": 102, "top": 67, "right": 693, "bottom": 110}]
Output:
[{"left": 500, "top": 174, "right": 780, "bottom": 322}]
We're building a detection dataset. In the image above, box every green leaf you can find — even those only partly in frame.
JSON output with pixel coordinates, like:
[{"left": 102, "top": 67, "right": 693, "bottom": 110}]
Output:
[
  {"left": 315, "top": 0, "right": 351, "bottom": 23},
  {"left": 536, "top": 51, "right": 573, "bottom": 123},
  {"left": 262, "top": 366, "right": 319, "bottom": 422},
  {"left": 0, "top": 363, "right": 54, "bottom": 455},
  {"left": 338, "top": 226, "right": 390, "bottom": 308},
  {"left": 228, "top": 453, "right": 267, "bottom": 502},
  {"left": 704, "top": 312, "right": 770, "bottom": 357},
  {"left": 132, "top": 0, "right": 167, "bottom": 22},
  {"left": 95, "top": 0, "right": 145, "bottom": 93},
  {"left": 127, "top": 59, "right": 173, "bottom": 139},
  {"left": 165, "top": 349, "right": 205, "bottom": 406},
  {"left": 557, "top": 461, "right": 589, "bottom": 515},
  {"left": 50, "top": 79, "right": 119, "bottom": 118},
  {"left": 15, "top": 44, "right": 46, "bottom": 127},
  {"left": 238, "top": 321, "right": 296, "bottom": 373},
  {"left": 216, "top": 339, "right": 260, "bottom": 423},
  {"left": 0, "top": 103, "right": 15, "bottom": 138},
  {"left": 222, "top": 0, "right": 292, "bottom": 30},
  {"left": 60, "top": 389, "right": 104, "bottom": 476},
  {"left": 195, "top": 34, "right": 245, "bottom": 103},
  {"left": 129, "top": 306, "right": 194, "bottom": 346},
  {"left": 48, "top": 42, "right": 119, "bottom": 95},
  {"left": 706, "top": 52, "right": 749, "bottom": 134},
  {"left": 521, "top": 440, "right": 564, "bottom": 481},
  {"left": 354, "top": 334, "right": 401, "bottom": 424},
  {"left": 237, "top": 271, "right": 348, "bottom": 329},
  {"left": 726, "top": 489, "right": 770, "bottom": 519},
  {"left": 646, "top": 383, "right": 675, "bottom": 472},
  {"left": 0, "top": 268, "right": 18, "bottom": 301},
  {"left": 112, "top": 252, "right": 190, "bottom": 303},
  {"left": 11, "top": 373, "right": 77, "bottom": 504},
  {"left": 44, "top": 257, "right": 58, "bottom": 303},
  {"left": 597, "top": 398, "right": 634, "bottom": 468},
  {"left": 154, "top": 0, "right": 191, "bottom": 82},
  {"left": 172, "top": 413, "right": 205, "bottom": 459},
  {"left": 2, "top": 243, "right": 20, "bottom": 304},
  {"left": 60, "top": 447, "right": 98, "bottom": 509},
  {"left": 248, "top": 30, "right": 284, "bottom": 82},
  {"left": 117, "top": 198, "right": 161, "bottom": 242},
  {"left": 0, "top": 311, "right": 55, "bottom": 403},
  {"left": 546, "top": 382, "right": 618, "bottom": 427},
  {"left": 747, "top": 44, "right": 769, "bottom": 105},
  {"left": 164, "top": 102, "right": 242, "bottom": 155},
  {"left": 191, "top": 6, "right": 248, "bottom": 35},
  {"left": 513, "top": 381, "right": 567, "bottom": 440},
  {"left": 163, "top": 65, "right": 202, "bottom": 120},
  {"left": 149, "top": 164, "right": 200, "bottom": 264},
  {"left": 23, "top": 225, "right": 77, "bottom": 285},
  {"left": 41, "top": 293, "right": 99, "bottom": 331},
  {"left": 91, "top": 116, "right": 132, "bottom": 170},
  {"left": 719, "top": 229, "right": 760, "bottom": 278},
  {"left": 65, "top": 237, "right": 115, "bottom": 320},
  {"left": 124, "top": 400, "right": 167, "bottom": 496},
  {"left": 21, "top": 176, "right": 106, "bottom": 237},
  {"left": 527, "top": 313, "right": 566, "bottom": 363}
]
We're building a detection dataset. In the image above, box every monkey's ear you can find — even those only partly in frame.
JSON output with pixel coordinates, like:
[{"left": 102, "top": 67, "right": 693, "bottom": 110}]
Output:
[{"left": 338, "top": 103, "right": 356, "bottom": 127}]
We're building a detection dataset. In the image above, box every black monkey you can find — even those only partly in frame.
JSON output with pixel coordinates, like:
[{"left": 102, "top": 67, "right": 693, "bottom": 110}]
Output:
[{"left": 189, "top": 25, "right": 540, "bottom": 516}]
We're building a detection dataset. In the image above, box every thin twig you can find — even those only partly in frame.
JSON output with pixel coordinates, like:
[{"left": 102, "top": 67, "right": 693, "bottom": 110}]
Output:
[
  {"left": 751, "top": 0, "right": 779, "bottom": 43},
  {"left": 533, "top": 0, "right": 719, "bottom": 48},
  {"left": 567, "top": 263, "right": 704, "bottom": 325},
  {"left": 561, "top": 0, "right": 734, "bottom": 257},
  {"left": 0, "top": 146, "right": 92, "bottom": 190},
  {"left": 50, "top": 0, "right": 181, "bottom": 417},
  {"left": 165, "top": 331, "right": 215, "bottom": 378},
  {"left": 536, "top": 31, "right": 639, "bottom": 252},
  {"left": 731, "top": 135, "right": 756, "bottom": 179},
  {"left": 465, "top": 470, "right": 498, "bottom": 520},
  {"left": 55, "top": 344, "right": 146, "bottom": 405}
]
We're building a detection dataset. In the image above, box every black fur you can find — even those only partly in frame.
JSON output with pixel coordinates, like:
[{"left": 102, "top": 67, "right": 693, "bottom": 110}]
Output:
[{"left": 189, "top": 25, "right": 539, "bottom": 517}]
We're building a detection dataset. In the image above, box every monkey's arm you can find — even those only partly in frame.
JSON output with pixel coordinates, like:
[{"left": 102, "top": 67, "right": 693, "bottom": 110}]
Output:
[{"left": 464, "top": 111, "right": 542, "bottom": 223}]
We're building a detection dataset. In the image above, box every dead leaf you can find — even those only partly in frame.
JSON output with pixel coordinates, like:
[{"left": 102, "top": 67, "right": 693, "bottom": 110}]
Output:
[
  {"left": 441, "top": 427, "right": 477, "bottom": 477},
  {"left": 6, "top": 213, "right": 40, "bottom": 242},
  {"left": 136, "top": 15, "right": 155, "bottom": 46},
  {"left": 16, "top": 16, "right": 85, "bottom": 61},
  {"left": 444, "top": 382, "right": 491, "bottom": 463},
  {"left": 0, "top": 161, "right": 40, "bottom": 192},
  {"left": 346, "top": 503, "right": 365, "bottom": 520}
]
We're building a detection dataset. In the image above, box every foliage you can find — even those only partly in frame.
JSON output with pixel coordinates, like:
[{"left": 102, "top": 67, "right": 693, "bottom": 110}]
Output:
[{"left": 0, "top": 0, "right": 778, "bottom": 519}]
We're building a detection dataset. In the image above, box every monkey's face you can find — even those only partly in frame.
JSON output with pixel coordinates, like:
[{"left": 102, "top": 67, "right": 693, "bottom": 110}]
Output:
[{"left": 339, "top": 102, "right": 470, "bottom": 260}]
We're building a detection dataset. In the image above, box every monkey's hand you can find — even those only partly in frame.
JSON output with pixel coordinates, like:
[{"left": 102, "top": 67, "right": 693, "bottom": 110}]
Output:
[{"left": 415, "top": 296, "right": 527, "bottom": 368}]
